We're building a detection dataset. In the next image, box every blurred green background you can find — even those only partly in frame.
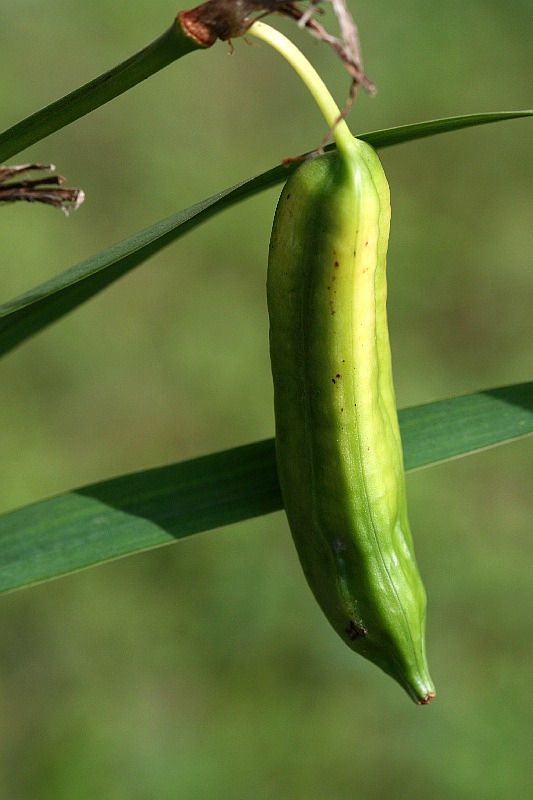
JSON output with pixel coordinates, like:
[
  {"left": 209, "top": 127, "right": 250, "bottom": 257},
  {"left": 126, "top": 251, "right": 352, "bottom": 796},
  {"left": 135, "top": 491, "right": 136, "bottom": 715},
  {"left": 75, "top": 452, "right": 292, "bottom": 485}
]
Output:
[{"left": 1, "top": 1, "right": 532, "bottom": 797}]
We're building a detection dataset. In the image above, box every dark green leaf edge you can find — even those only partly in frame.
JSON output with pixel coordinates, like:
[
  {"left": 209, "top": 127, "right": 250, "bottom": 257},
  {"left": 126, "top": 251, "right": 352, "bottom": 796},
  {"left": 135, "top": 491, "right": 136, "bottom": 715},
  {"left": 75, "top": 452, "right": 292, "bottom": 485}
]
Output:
[
  {"left": 0, "top": 381, "right": 531, "bottom": 595},
  {"left": 0, "top": 110, "right": 530, "bottom": 359}
]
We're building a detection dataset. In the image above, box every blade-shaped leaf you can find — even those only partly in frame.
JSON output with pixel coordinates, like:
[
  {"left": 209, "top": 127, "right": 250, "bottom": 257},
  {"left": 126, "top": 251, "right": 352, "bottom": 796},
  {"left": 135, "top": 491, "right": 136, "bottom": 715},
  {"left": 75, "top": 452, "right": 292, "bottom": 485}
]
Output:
[
  {"left": 0, "top": 382, "right": 531, "bottom": 595},
  {"left": 0, "top": 22, "right": 203, "bottom": 163},
  {"left": 0, "top": 111, "right": 531, "bottom": 358}
]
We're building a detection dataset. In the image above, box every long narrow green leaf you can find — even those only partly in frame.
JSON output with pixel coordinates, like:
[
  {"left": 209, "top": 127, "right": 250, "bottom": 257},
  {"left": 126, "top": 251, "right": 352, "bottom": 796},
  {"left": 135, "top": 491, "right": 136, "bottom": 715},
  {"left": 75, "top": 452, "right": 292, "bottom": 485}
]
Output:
[
  {"left": 0, "top": 21, "right": 204, "bottom": 163},
  {"left": 0, "top": 111, "right": 531, "bottom": 359},
  {"left": 0, "top": 382, "right": 531, "bottom": 595},
  {"left": 0, "top": 0, "right": 526, "bottom": 167}
]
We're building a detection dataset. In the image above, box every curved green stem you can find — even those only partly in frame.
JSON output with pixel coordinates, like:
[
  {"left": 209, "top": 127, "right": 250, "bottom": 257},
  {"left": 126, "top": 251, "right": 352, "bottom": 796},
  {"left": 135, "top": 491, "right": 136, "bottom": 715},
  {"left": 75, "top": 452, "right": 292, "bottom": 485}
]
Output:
[{"left": 247, "top": 20, "right": 354, "bottom": 159}]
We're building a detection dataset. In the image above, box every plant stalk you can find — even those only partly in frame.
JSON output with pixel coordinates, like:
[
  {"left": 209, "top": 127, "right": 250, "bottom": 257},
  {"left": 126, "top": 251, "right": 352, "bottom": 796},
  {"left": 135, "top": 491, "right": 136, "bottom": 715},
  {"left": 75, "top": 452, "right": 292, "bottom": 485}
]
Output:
[
  {"left": 247, "top": 20, "right": 354, "bottom": 158},
  {"left": 0, "top": 19, "right": 206, "bottom": 163}
]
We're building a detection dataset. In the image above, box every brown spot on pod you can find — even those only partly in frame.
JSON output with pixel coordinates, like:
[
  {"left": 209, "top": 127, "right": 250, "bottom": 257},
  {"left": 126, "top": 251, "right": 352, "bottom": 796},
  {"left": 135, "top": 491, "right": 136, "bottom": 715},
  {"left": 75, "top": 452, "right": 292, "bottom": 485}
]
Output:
[{"left": 345, "top": 621, "right": 368, "bottom": 641}]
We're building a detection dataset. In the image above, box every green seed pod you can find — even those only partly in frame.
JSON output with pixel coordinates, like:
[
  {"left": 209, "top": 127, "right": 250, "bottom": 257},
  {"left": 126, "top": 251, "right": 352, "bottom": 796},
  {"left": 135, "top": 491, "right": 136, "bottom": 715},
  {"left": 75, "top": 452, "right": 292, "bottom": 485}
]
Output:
[{"left": 267, "top": 137, "right": 435, "bottom": 704}]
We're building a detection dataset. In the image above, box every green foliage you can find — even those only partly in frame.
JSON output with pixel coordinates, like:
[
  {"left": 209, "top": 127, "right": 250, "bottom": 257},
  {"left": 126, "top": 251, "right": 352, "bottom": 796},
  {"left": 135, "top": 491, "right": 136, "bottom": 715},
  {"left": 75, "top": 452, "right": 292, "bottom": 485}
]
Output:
[
  {"left": 1, "top": 112, "right": 528, "bottom": 358},
  {"left": 1, "top": 383, "right": 530, "bottom": 595},
  {"left": 0, "top": 1, "right": 531, "bottom": 798}
]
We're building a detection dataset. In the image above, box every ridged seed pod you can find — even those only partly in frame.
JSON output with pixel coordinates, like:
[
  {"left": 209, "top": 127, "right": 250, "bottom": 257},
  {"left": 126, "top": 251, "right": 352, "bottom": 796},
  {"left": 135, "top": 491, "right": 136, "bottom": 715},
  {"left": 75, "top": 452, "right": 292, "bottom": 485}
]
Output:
[{"left": 267, "top": 137, "right": 435, "bottom": 704}]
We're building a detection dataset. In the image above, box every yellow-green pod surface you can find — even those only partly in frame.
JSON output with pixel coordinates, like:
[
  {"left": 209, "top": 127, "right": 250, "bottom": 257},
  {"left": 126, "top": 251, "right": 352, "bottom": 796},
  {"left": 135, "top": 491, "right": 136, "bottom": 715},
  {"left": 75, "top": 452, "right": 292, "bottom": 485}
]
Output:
[{"left": 267, "top": 136, "right": 435, "bottom": 704}]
